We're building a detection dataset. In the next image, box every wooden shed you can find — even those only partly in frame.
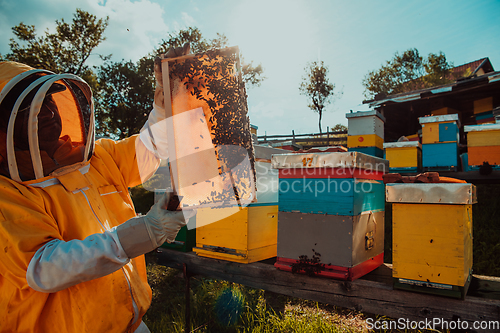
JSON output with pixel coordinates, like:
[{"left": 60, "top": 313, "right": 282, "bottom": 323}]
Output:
[{"left": 364, "top": 58, "right": 499, "bottom": 146}]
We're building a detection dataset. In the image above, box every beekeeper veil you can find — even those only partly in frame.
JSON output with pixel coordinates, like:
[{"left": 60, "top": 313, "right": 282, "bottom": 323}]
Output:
[{"left": 0, "top": 61, "right": 94, "bottom": 182}]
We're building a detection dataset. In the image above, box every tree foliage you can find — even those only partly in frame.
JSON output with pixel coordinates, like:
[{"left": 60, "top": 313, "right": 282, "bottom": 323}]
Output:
[
  {"left": 96, "top": 27, "right": 266, "bottom": 139},
  {"left": 96, "top": 57, "right": 154, "bottom": 139},
  {"left": 1, "top": 9, "right": 109, "bottom": 92},
  {"left": 2, "top": 15, "right": 265, "bottom": 139},
  {"left": 330, "top": 123, "right": 347, "bottom": 132},
  {"left": 362, "top": 48, "right": 462, "bottom": 100},
  {"left": 299, "top": 61, "right": 341, "bottom": 134},
  {"left": 156, "top": 27, "right": 266, "bottom": 87}
]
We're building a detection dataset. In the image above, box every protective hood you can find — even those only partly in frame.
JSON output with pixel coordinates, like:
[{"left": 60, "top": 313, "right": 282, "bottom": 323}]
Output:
[{"left": 0, "top": 61, "right": 95, "bottom": 182}]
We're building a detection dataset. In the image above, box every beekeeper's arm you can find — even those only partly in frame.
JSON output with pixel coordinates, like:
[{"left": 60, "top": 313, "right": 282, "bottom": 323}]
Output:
[
  {"left": 26, "top": 45, "right": 193, "bottom": 293},
  {"left": 27, "top": 193, "right": 194, "bottom": 292}
]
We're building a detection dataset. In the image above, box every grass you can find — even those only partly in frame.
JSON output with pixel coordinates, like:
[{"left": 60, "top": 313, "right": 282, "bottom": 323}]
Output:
[
  {"left": 143, "top": 259, "right": 445, "bottom": 333},
  {"left": 143, "top": 259, "right": 369, "bottom": 333}
]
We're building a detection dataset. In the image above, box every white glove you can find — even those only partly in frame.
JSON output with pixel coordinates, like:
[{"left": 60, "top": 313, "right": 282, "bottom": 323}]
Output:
[{"left": 116, "top": 192, "right": 195, "bottom": 258}]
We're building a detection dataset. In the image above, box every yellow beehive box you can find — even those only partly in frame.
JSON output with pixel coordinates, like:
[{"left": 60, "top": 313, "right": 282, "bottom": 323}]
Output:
[
  {"left": 383, "top": 141, "right": 421, "bottom": 173},
  {"left": 430, "top": 107, "right": 459, "bottom": 116},
  {"left": 386, "top": 183, "right": 477, "bottom": 299},
  {"left": 193, "top": 204, "right": 278, "bottom": 263},
  {"left": 193, "top": 145, "right": 285, "bottom": 263},
  {"left": 464, "top": 124, "right": 500, "bottom": 167},
  {"left": 347, "top": 134, "right": 384, "bottom": 149},
  {"left": 464, "top": 124, "right": 500, "bottom": 147},
  {"left": 474, "top": 97, "right": 493, "bottom": 114}
]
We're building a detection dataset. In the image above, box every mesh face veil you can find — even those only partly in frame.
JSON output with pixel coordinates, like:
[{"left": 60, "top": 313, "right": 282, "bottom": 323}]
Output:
[{"left": 0, "top": 62, "right": 95, "bottom": 182}]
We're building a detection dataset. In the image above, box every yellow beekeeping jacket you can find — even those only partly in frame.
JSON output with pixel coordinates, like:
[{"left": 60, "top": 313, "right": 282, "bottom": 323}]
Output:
[{"left": 0, "top": 136, "right": 152, "bottom": 333}]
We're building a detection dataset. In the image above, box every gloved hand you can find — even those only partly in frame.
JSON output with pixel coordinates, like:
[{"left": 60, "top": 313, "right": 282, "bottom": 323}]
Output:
[
  {"left": 153, "top": 42, "right": 191, "bottom": 111},
  {"left": 116, "top": 191, "right": 195, "bottom": 258}
]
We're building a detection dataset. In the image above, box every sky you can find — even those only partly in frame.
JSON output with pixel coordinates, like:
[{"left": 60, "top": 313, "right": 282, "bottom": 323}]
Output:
[{"left": 1, "top": 0, "right": 499, "bottom": 136}]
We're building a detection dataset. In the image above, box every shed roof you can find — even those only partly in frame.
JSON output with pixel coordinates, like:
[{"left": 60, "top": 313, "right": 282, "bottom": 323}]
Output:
[
  {"left": 366, "top": 69, "right": 500, "bottom": 108},
  {"left": 364, "top": 57, "right": 496, "bottom": 107}
]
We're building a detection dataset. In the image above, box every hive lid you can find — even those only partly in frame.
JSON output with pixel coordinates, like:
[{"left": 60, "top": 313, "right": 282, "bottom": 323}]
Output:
[
  {"left": 418, "top": 114, "right": 460, "bottom": 126},
  {"left": 464, "top": 123, "right": 500, "bottom": 132},
  {"left": 255, "top": 145, "right": 289, "bottom": 161},
  {"left": 271, "top": 151, "right": 389, "bottom": 172},
  {"left": 386, "top": 183, "right": 477, "bottom": 204},
  {"left": 345, "top": 110, "right": 386, "bottom": 122},
  {"left": 383, "top": 141, "right": 421, "bottom": 149}
]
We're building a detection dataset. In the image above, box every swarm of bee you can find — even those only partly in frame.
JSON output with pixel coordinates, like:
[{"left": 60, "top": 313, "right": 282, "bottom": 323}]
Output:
[{"left": 168, "top": 48, "right": 256, "bottom": 207}]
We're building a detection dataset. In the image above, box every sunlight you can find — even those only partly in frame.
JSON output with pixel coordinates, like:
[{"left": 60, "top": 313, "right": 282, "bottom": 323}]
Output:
[{"left": 228, "top": 0, "right": 320, "bottom": 67}]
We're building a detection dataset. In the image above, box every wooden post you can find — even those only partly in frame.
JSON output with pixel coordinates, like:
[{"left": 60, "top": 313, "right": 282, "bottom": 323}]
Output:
[
  {"left": 183, "top": 263, "right": 191, "bottom": 333},
  {"left": 263, "top": 290, "right": 285, "bottom": 316}
]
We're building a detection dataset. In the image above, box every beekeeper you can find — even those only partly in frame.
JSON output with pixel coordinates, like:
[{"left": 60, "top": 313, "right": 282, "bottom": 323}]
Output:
[{"left": 0, "top": 45, "right": 191, "bottom": 333}]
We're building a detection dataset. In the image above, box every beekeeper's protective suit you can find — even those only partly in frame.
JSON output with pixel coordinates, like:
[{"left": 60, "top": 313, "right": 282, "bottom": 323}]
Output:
[{"left": 0, "top": 54, "right": 189, "bottom": 333}]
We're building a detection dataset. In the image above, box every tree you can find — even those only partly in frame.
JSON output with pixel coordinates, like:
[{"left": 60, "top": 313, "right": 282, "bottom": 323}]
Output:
[
  {"left": 95, "top": 27, "right": 266, "bottom": 139},
  {"left": 331, "top": 123, "right": 347, "bottom": 132},
  {"left": 1, "top": 9, "right": 109, "bottom": 92},
  {"left": 362, "top": 48, "right": 462, "bottom": 100},
  {"left": 95, "top": 56, "right": 154, "bottom": 139},
  {"left": 156, "top": 27, "right": 266, "bottom": 87},
  {"left": 299, "top": 61, "right": 341, "bottom": 134}
]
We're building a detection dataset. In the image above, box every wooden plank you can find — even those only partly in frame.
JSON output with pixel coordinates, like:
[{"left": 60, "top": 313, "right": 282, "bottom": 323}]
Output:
[{"left": 156, "top": 249, "right": 500, "bottom": 325}]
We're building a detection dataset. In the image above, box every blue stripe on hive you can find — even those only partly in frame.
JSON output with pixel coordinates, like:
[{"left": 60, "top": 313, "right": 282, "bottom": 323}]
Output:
[
  {"left": 348, "top": 146, "right": 384, "bottom": 158},
  {"left": 278, "top": 178, "right": 385, "bottom": 215}
]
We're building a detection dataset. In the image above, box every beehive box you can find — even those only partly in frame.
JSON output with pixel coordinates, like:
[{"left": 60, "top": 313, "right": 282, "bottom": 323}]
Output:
[
  {"left": 464, "top": 123, "right": 500, "bottom": 169},
  {"left": 419, "top": 114, "right": 460, "bottom": 171},
  {"left": 193, "top": 145, "right": 286, "bottom": 263},
  {"left": 387, "top": 183, "right": 477, "bottom": 299},
  {"left": 383, "top": 141, "right": 422, "bottom": 173},
  {"left": 474, "top": 97, "right": 493, "bottom": 114},
  {"left": 346, "top": 110, "right": 385, "bottom": 158},
  {"left": 272, "top": 152, "right": 388, "bottom": 280},
  {"left": 193, "top": 203, "right": 278, "bottom": 263}
]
